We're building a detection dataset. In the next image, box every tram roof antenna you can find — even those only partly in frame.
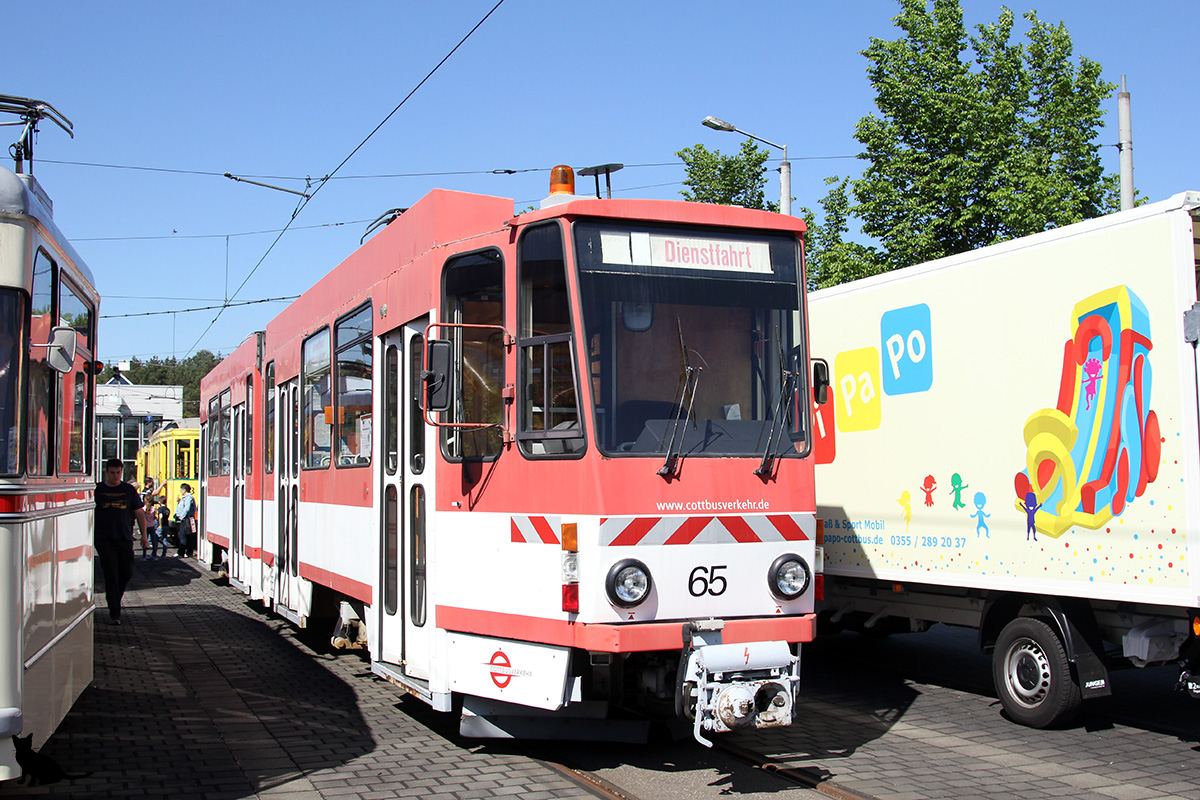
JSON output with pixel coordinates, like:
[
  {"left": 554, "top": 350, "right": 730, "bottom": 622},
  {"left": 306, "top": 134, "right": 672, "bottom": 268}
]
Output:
[
  {"left": 578, "top": 163, "right": 623, "bottom": 199},
  {"left": 0, "top": 94, "right": 73, "bottom": 174},
  {"left": 361, "top": 207, "right": 408, "bottom": 243}
]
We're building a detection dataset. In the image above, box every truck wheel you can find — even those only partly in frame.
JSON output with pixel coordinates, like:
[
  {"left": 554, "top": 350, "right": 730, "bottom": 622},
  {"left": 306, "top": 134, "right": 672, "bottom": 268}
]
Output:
[{"left": 993, "top": 617, "right": 1081, "bottom": 728}]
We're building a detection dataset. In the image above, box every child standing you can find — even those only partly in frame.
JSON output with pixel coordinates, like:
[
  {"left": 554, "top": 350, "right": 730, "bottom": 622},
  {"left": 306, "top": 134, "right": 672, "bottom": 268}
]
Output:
[{"left": 153, "top": 498, "right": 172, "bottom": 559}]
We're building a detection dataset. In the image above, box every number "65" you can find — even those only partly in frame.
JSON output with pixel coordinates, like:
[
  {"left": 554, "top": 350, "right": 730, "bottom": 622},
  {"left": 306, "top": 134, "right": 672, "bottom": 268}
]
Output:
[{"left": 689, "top": 565, "right": 728, "bottom": 597}]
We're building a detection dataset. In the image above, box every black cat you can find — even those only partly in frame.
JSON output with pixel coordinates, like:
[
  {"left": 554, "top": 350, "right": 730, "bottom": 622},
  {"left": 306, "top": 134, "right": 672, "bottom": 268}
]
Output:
[{"left": 11, "top": 734, "right": 92, "bottom": 786}]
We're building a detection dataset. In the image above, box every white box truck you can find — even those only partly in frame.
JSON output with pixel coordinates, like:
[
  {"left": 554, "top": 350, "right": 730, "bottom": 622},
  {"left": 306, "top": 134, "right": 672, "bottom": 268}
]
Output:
[{"left": 808, "top": 192, "right": 1200, "bottom": 727}]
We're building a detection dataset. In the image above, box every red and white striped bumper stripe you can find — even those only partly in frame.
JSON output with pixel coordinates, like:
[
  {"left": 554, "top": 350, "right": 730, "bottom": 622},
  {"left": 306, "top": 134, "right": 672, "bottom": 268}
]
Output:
[
  {"left": 600, "top": 514, "right": 811, "bottom": 546},
  {"left": 511, "top": 515, "right": 561, "bottom": 544}
]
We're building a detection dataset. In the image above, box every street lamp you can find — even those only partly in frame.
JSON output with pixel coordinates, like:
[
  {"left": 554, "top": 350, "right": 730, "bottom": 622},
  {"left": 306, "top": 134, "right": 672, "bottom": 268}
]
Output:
[{"left": 701, "top": 115, "right": 791, "bottom": 216}]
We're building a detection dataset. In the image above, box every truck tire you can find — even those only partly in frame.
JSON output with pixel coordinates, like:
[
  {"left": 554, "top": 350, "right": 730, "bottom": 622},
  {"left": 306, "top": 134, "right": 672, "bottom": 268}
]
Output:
[{"left": 992, "top": 617, "right": 1081, "bottom": 728}]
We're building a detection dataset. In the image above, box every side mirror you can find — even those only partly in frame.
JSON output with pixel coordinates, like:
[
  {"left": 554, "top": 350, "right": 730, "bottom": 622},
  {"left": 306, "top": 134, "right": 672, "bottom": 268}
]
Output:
[
  {"left": 41, "top": 325, "right": 79, "bottom": 374},
  {"left": 425, "top": 339, "right": 455, "bottom": 413},
  {"left": 812, "top": 359, "right": 830, "bottom": 406}
]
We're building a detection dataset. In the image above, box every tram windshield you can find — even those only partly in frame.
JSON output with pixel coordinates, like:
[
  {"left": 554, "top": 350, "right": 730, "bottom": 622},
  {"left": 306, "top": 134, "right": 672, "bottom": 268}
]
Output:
[
  {"left": 574, "top": 222, "right": 808, "bottom": 458},
  {"left": 0, "top": 290, "right": 25, "bottom": 474}
]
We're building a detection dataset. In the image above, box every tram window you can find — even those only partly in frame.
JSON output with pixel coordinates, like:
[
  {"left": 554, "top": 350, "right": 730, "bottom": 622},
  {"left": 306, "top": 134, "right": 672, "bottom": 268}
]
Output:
[
  {"left": 334, "top": 304, "right": 372, "bottom": 468},
  {"left": 574, "top": 222, "right": 804, "bottom": 457},
  {"left": 409, "top": 483, "right": 426, "bottom": 627},
  {"left": 58, "top": 277, "right": 92, "bottom": 350},
  {"left": 245, "top": 374, "right": 254, "bottom": 473},
  {"left": 65, "top": 372, "right": 87, "bottom": 473},
  {"left": 264, "top": 362, "right": 275, "bottom": 474},
  {"left": 384, "top": 345, "right": 398, "bottom": 475},
  {"left": 517, "top": 223, "right": 583, "bottom": 458},
  {"left": 219, "top": 389, "right": 232, "bottom": 476},
  {"left": 302, "top": 328, "right": 331, "bottom": 469},
  {"left": 122, "top": 417, "right": 140, "bottom": 481},
  {"left": 185, "top": 438, "right": 197, "bottom": 479},
  {"left": 290, "top": 483, "right": 299, "bottom": 576},
  {"left": 409, "top": 337, "right": 424, "bottom": 474},
  {"left": 99, "top": 416, "right": 120, "bottom": 463},
  {"left": 384, "top": 484, "right": 398, "bottom": 616},
  {"left": 441, "top": 250, "right": 504, "bottom": 460},
  {"left": 0, "top": 290, "right": 26, "bottom": 475},
  {"left": 58, "top": 277, "right": 93, "bottom": 474},
  {"left": 206, "top": 397, "right": 221, "bottom": 476},
  {"left": 27, "top": 251, "right": 55, "bottom": 476}
]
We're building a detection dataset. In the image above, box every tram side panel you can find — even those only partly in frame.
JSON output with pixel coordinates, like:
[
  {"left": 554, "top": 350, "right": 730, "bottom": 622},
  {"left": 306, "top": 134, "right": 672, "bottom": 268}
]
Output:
[{"left": 18, "top": 506, "right": 94, "bottom": 751}]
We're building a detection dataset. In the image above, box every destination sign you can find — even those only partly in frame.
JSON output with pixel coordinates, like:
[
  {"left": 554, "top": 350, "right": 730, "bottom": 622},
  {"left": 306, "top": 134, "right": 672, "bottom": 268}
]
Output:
[{"left": 600, "top": 230, "right": 773, "bottom": 274}]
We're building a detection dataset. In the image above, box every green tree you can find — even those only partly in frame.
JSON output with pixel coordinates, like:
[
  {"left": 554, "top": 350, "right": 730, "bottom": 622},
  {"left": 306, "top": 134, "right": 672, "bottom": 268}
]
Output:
[
  {"left": 677, "top": 140, "right": 779, "bottom": 212},
  {"left": 801, "top": 176, "right": 881, "bottom": 290},
  {"left": 853, "top": 0, "right": 1119, "bottom": 272}
]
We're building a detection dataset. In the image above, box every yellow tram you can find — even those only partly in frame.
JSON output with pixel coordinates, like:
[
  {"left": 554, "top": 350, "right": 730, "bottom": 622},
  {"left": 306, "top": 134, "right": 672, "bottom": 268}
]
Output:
[{"left": 136, "top": 424, "right": 200, "bottom": 512}]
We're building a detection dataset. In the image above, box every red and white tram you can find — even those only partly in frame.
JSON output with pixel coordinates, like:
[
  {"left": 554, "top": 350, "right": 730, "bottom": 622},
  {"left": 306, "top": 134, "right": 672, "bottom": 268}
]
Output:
[
  {"left": 0, "top": 96, "right": 98, "bottom": 777},
  {"left": 200, "top": 167, "right": 826, "bottom": 744}
]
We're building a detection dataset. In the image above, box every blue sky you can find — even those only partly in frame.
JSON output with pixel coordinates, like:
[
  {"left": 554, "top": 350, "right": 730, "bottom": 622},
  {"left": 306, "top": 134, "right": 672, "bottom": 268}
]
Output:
[{"left": 10, "top": 1, "right": 1198, "bottom": 364}]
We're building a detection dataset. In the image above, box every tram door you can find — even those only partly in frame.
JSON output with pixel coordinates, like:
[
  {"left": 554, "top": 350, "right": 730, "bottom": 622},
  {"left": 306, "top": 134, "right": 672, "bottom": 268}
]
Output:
[
  {"left": 230, "top": 402, "right": 246, "bottom": 585},
  {"left": 379, "top": 321, "right": 432, "bottom": 680},
  {"left": 277, "top": 379, "right": 300, "bottom": 611}
]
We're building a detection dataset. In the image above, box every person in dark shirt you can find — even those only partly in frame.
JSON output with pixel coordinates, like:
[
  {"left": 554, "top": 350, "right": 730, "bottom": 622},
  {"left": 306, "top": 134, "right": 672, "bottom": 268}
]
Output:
[{"left": 94, "top": 457, "right": 148, "bottom": 625}]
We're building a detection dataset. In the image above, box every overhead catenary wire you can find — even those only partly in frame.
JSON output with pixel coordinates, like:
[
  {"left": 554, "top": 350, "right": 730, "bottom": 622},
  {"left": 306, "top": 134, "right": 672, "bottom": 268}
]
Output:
[
  {"left": 40, "top": 159, "right": 546, "bottom": 181},
  {"left": 80, "top": 153, "right": 856, "bottom": 242},
  {"left": 75, "top": 218, "right": 374, "bottom": 242},
  {"left": 42, "top": 156, "right": 855, "bottom": 182},
  {"left": 102, "top": 344, "right": 244, "bottom": 360},
  {"left": 100, "top": 295, "right": 299, "bottom": 319},
  {"left": 182, "top": 0, "right": 506, "bottom": 359}
]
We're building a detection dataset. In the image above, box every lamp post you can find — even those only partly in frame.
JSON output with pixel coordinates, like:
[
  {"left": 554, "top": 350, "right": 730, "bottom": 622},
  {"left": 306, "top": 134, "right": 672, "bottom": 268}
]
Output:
[{"left": 701, "top": 116, "right": 790, "bottom": 216}]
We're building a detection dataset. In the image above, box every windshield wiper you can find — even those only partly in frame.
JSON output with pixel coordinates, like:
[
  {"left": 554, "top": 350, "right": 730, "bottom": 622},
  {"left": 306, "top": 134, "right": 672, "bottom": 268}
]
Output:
[
  {"left": 755, "top": 335, "right": 797, "bottom": 477},
  {"left": 658, "top": 319, "right": 701, "bottom": 478}
]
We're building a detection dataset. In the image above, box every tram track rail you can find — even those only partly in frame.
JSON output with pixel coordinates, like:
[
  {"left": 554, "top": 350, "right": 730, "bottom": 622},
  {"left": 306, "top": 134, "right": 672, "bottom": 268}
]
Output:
[
  {"left": 528, "top": 749, "right": 652, "bottom": 800},
  {"left": 526, "top": 737, "right": 883, "bottom": 800}
]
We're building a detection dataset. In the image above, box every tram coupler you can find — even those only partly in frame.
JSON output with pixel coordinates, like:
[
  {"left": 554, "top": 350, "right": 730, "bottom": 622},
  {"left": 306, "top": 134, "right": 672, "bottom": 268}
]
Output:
[{"left": 676, "top": 620, "right": 799, "bottom": 747}]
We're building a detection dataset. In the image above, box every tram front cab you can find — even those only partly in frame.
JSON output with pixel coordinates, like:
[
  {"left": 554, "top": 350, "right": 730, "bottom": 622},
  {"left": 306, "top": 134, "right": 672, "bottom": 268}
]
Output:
[{"left": 422, "top": 178, "right": 825, "bottom": 745}]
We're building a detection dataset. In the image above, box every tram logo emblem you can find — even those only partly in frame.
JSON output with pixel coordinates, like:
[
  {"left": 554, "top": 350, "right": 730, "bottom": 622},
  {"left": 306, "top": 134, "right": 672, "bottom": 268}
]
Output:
[{"left": 486, "top": 650, "right": 531, "bottom": 689}]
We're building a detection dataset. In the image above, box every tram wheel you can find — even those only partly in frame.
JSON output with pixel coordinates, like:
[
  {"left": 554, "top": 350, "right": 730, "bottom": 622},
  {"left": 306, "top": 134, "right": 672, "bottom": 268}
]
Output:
[{"left": 992, "top": 617, "right": 1081, "bottom": 728}]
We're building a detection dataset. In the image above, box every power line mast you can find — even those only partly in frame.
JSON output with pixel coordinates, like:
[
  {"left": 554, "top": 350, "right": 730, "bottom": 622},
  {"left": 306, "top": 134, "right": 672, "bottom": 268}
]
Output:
[{"left": 0, "top": 94, "right": 73, "bottom": 174}]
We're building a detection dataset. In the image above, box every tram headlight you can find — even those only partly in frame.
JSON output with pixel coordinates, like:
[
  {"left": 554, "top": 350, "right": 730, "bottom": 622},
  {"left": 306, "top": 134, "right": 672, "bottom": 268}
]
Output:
[
  {"left": 768, "top": 553, "right": 811, "bottom": 600},
  {"left": 606, "top": 559, "right": 652, "bottom": 608}
]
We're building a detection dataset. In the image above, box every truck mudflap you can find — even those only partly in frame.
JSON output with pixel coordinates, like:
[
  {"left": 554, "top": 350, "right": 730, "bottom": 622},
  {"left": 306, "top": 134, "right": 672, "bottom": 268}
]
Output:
[{"left": 676, "top": 621, "right": 800, "bottom": 747}]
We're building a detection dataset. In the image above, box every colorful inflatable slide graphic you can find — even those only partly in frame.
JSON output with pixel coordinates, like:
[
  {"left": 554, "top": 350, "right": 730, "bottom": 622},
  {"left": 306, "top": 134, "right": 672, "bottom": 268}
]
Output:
[{"left": 1014, "top": 286, "right": 1160, "bottom": 538}]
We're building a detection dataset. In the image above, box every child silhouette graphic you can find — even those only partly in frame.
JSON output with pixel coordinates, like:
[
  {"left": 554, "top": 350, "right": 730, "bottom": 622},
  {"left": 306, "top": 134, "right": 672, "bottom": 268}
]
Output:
[
  {"left": 921, "top": 475, "right": 937, "bottom": 507},
  {"left": 897, "top": 490, "right": 913, "bottom": 533},
  {"left": 1022, "top": 491, "right": 1043, "bottom": 541},
  {"left": 970, "top": 492, "right": 990, "bottom": 538},
  {"left": 949, "top": 473, "right": 969, "bottom": 510}
]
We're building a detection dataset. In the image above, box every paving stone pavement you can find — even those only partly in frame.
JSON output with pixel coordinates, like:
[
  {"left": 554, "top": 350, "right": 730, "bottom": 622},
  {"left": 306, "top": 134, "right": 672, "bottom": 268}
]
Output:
[
  {"left": 736, "top": 625, "right": 1200, "bottom": 800},
  {"left": 0, "top": 557, "right": 595, "bottom": 799},
  {"left": 9, "top": 556, "right": 1199, "bottom": 799}
]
